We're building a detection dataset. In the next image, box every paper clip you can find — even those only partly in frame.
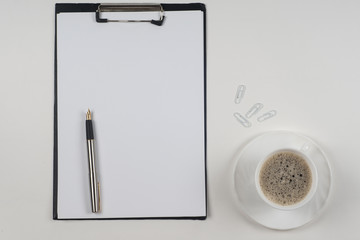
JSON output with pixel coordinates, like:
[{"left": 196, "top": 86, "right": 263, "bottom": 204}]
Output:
[
  {"left": 257, "top": 110, "right": 277, "bottom": 122},
  {"left": 234, "top": 85, "right": 246, "bottom": 104},
  {"left": 234, "top": 112, "right": 252, "bottom": 127},
  {"left": 245, "top": 103, "right": 263, "bottom": 118}
]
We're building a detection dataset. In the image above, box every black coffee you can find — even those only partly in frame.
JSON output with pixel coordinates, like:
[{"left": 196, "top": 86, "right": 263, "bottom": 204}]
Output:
[{"left": 259, "top": 151, "right": 312, "bottom": 206}]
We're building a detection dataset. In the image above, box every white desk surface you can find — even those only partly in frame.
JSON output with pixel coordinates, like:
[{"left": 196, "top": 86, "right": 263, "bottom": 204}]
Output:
[{"left": 1, "top": 0, "right": 359, "bottom": 239}]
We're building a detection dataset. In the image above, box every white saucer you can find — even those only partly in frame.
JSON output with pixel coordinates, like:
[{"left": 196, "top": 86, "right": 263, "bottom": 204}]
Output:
[{"left": 233, "top": 131, "right": 332, "bottom": 230}]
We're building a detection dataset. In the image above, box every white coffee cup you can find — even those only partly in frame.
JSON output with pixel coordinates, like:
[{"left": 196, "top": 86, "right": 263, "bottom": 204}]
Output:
[
  {"left": 233, "top": 131, "right": 331, "bottom": 230},
  {"left": 254, "top": 149, "right": 318, "bottom": 210}
]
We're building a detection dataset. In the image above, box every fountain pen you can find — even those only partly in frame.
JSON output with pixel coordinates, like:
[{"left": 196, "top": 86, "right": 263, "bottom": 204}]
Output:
[{"left": 86, "top": 109, "right": 100, "bottom": 213}]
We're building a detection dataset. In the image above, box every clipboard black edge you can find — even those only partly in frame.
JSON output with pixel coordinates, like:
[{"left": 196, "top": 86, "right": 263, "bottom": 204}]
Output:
[
  {"left": 53, "top": 4, "right": 59, "bottom": 220},
  {"left": 202, "top": 2, "right": 208, "bottom": 221},
  {"left": 56, "top": 216, "right": 206, "bottom": 221},
  {"left": 55, "top": 3, "right": 206, "bottom": 13},
  {"left": 53, "top": 2, "right": 207, "bottom": 221}
]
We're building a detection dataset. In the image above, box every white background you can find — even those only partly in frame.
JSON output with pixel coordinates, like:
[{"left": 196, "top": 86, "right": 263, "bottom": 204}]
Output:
[{"left": 1, "top": 0, "right": 360, "bottom": 239}]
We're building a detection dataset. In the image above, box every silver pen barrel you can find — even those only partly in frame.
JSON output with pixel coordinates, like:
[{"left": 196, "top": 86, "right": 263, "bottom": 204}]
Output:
[
  {"left": 87, "top": 139, "right": 100, "bottom": 213},
  {"left": 86, "top": 109, "right": 100, "bottom": 213}
]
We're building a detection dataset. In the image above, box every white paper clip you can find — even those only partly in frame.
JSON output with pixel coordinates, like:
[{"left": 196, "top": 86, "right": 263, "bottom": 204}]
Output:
[
  {"left": 257, "top": 110, "right": 277, "bottom": 122},
  {"left": 234, "top": 85, "right": 246, "bottom": 104},
  {"left": 234, "top": 112, "right": 252, "bottom": 127},
  {"left": 245, "top": 103, "right": 263, "bottom": 118}
]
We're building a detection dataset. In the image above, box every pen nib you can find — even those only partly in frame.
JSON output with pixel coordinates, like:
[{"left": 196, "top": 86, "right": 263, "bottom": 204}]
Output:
[{"left": 86, "top": 109, "right": 92, "bottom": 120}]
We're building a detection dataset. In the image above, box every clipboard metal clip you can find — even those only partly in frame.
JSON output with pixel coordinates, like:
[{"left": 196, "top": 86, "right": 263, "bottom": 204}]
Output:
[{"left": 96, "top": 4, "right": 165, "bottom": 26}]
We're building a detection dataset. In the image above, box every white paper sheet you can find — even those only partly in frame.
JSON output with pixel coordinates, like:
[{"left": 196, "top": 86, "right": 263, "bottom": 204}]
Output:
[{"left": 56, "top": 10, "right": 206, "bottom": 219}]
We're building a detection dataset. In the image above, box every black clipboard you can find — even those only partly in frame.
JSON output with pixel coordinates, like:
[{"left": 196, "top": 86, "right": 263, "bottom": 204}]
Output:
[{"left": 53, "top": 3, "right": 207, "bottom": 220}]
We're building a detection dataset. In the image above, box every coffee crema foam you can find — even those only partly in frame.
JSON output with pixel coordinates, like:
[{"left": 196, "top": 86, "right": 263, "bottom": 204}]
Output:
[{"left": 259, "top": 151, "right": 312, "bottom": 206}]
